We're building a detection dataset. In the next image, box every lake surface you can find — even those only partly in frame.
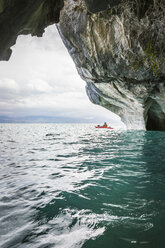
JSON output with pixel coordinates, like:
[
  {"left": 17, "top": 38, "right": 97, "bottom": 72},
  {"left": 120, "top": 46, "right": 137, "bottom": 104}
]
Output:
[{"left": 0, "top": 124, "right": 165, "bottom": 248}]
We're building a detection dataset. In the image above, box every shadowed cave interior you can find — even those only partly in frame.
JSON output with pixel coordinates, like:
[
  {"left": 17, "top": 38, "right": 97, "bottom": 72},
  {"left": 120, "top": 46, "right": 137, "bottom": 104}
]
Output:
[{"left": 146, "top": 99, "right": 165, "bottom": 131}]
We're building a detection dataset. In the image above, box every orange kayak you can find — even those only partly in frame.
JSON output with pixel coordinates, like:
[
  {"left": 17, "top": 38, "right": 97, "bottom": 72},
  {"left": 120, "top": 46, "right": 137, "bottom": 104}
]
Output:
[{"left": 95, "top": 126, "right": 113, "bottom": 129}]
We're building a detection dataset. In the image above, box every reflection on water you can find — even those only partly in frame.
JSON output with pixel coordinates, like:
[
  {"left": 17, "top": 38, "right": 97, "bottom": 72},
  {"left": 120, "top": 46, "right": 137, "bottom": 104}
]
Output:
[{"left": 0, "top": 124, "right": 165, "bottom": 248}]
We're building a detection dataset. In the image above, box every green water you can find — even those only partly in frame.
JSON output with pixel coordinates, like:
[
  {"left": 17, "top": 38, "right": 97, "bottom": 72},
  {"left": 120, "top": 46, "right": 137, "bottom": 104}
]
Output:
[{"left": 0, "top": 124, "right": 165, "bottom": 248}]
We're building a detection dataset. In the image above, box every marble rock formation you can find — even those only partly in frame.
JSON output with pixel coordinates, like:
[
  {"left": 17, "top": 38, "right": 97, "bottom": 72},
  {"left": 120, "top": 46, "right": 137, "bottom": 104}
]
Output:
[
  {"left": 0, "top": 0, "right": 164, "bottom": 130},
  {"left": 57, "top": 0, "right": 165, "bottom": 130},
  {"left": 84, "top": 0, "right": 121, "bottom": 13},
  {"left": 0, "top": 0, "right": 64, "bottom": 60}
]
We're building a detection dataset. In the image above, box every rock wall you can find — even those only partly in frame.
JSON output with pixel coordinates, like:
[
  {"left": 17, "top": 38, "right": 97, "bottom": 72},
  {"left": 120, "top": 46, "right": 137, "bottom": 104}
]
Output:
[
  {"left": 0, "top": 0, "right": 64, "bottom": 60},
  {"left": 57, "top": 0, "right": 165, "bottom": 130},
  {"left": 84, "top": 0, "right": 121, "bottom": 13}
]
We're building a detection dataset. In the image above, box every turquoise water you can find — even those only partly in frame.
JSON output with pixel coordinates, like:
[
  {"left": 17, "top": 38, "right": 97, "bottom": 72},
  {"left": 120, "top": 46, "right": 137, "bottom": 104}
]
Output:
[{"left": 0, "top": 124, "right": 165, "bottom": 248}]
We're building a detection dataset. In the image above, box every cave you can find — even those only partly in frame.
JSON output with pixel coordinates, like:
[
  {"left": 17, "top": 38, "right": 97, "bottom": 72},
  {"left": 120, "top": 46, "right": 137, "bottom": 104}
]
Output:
[{"left": 146, "top": 100, "right": 165, "bottom": 131}]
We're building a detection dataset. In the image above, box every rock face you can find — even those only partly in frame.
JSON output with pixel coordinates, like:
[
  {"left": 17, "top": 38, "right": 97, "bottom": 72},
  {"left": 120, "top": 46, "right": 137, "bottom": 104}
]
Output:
[
  {"left": 57, "top": 0, "right": 165, "bottom": 130},
  {"left": 84, "top": 0, "right": 121, "bottom": 13},
  {"left": 0, "top": 0, "right": 64, "bottom": 60},
  {"left": 0, "top": 0, "right": 164, "bottom": 130}
]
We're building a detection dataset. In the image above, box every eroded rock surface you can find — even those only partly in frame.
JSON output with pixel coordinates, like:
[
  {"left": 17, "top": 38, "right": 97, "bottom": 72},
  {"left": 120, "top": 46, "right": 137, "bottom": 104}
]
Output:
[
  {"left": 57, "top": 0, "right": 165, "bottom": 130},
  {"left": 0, "top": 0, "right": 64, "bottom": 60},
  {"left": 0, "top": 0, "right": 164, "bottom": 130},
  {"left": 84, "top": 0, "right": 121, "bottom": 13}
]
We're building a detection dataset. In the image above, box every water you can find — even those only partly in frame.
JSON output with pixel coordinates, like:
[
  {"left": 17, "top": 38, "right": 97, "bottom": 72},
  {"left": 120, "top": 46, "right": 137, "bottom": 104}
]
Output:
[{"left": 0, "top": 124, "right": 165, "bottom": 248}]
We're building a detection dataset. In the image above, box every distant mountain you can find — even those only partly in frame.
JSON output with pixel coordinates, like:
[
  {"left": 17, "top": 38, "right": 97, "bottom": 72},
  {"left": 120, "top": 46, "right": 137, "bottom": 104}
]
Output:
[{"left": 0, "top": 115, "right": 96, "bottom": 123}]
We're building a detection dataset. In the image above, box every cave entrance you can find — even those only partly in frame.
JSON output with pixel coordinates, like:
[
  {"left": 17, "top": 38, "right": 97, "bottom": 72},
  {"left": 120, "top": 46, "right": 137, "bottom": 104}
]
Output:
[{"left": 146, "top": 99, "right": 165, "bottom": 131}]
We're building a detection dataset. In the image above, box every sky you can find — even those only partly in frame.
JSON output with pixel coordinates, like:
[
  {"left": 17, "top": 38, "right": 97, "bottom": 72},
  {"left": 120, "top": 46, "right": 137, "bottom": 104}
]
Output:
[{"left": 0, "top": 24, "right": 123, "bottom": 125}]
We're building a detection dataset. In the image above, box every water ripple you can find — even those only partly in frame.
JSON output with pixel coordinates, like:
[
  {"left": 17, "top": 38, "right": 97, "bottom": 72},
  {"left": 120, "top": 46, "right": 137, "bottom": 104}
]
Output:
[{"left": 0, "top": 124, "right": 165, "bottom": 248}]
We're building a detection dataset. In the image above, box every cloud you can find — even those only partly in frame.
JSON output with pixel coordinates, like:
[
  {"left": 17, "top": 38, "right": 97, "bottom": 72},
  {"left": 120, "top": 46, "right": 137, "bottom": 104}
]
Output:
[
  {"left": 27, "top": 79, "right": 53, "bottom": 94},
  {"left": 0, "top": 78, "right": 19, "bottom": 92}
]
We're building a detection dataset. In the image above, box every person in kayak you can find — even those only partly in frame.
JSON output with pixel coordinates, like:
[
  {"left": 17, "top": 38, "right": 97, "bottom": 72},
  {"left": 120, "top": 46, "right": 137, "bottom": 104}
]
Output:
[{"left": 103, "top": 122, "right": 107, "bottom": 127}]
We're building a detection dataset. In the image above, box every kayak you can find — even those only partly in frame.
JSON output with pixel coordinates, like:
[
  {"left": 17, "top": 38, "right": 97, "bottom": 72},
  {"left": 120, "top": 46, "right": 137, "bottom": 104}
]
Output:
[{"left": 95, "top": 126, "right": 113, "bottom": 129}]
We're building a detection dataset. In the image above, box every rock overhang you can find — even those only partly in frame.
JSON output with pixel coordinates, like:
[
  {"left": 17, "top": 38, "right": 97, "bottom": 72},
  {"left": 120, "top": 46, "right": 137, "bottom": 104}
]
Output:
[{"left": 84, "top": 0, "right": 121, "bottom": 13}]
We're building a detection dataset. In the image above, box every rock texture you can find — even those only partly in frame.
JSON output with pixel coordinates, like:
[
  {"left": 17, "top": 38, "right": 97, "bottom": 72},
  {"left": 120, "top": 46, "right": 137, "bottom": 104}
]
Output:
[
  {"left": 0, "top": 0, "right": 164, "bottom": 130},
  {"left": 57, "top": 0, "right": 165, "bottom": 130},
  {"left": 84, "top": 0, "right": 121, "bottom": 13},
  {"left": 0, "top": 0, "right": 64, "bottom": 60}
]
